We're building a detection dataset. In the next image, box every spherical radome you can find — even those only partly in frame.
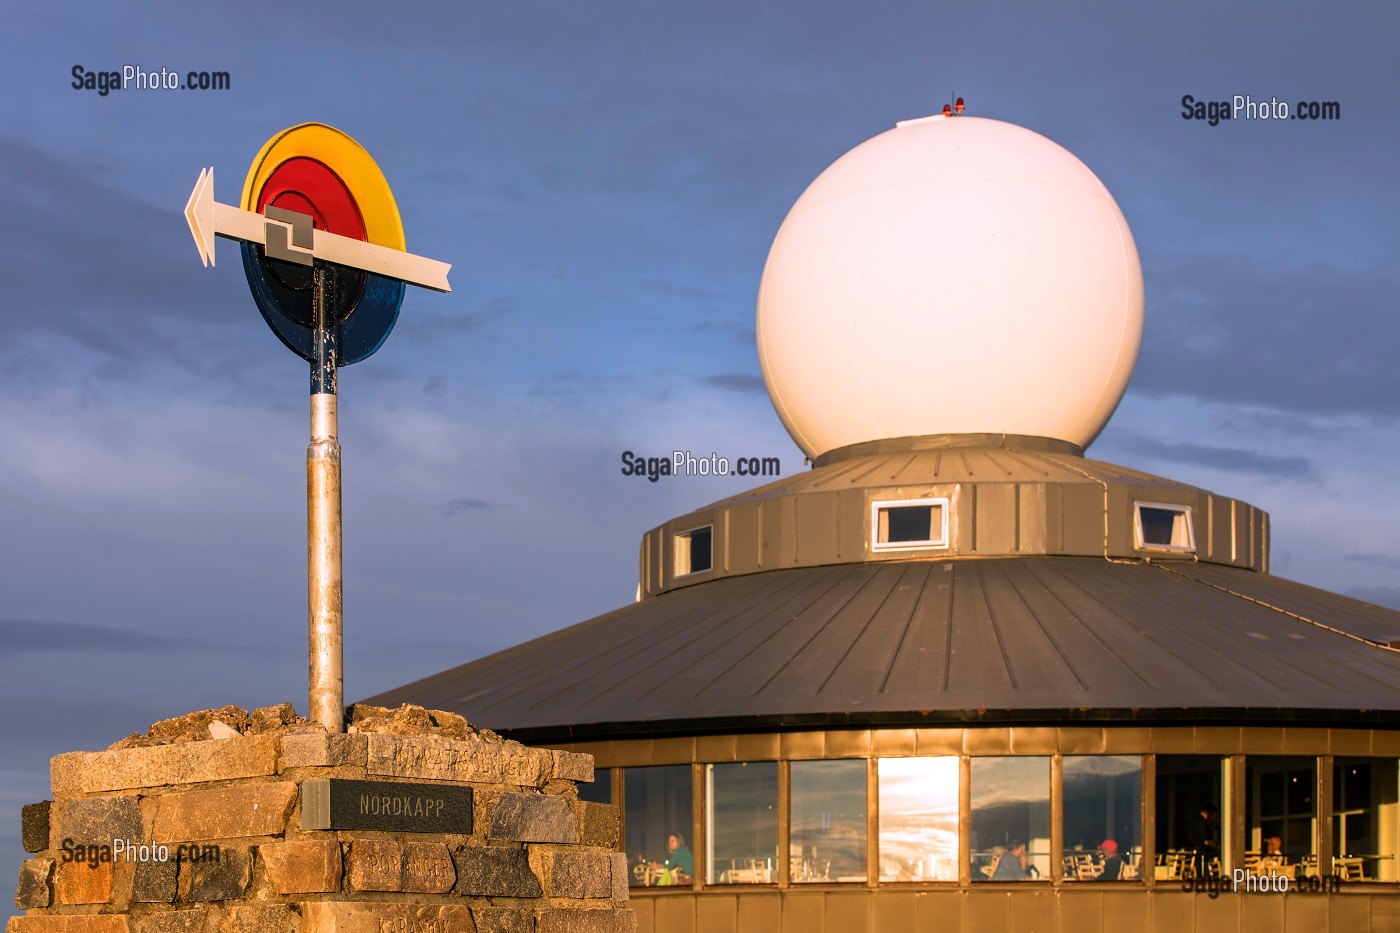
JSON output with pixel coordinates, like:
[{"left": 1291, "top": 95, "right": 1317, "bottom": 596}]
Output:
[{"left": 757, "top": 115, "right": 1144, "bottom": 459}]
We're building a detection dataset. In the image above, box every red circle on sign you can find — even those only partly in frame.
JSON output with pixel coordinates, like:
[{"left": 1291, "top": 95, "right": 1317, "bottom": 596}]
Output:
[{"left": 255, "top": 157, "right": 367, "bottom": 241}]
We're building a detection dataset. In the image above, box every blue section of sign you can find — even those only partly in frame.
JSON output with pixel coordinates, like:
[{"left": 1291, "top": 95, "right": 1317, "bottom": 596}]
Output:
[{"left": 241, "top": 242, "right": 405, "bottom": 367}]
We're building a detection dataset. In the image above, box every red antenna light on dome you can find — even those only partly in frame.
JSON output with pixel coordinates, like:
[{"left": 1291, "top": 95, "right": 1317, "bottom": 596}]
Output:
[
  {"left": 942, "top": 103, "right": 952, "bottom": 116},
  {"left": 955, "top": 97, "right": 965, "bottom": 115}
]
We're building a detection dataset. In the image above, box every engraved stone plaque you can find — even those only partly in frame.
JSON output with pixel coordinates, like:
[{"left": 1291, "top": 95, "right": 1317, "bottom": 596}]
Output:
[{"left": 300, "top": 779, "right": 473, "bottom": 834}]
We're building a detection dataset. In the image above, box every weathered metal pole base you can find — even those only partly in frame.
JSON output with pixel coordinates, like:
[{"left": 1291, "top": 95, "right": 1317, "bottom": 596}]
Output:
[{"left": 307, "top": 391, "right": 344, "bottom": 733}]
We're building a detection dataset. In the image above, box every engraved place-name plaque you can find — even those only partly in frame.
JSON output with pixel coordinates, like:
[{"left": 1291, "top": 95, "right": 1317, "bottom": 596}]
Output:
[{"left": 300, "top": 779, "right": 473, "bottom": 833}]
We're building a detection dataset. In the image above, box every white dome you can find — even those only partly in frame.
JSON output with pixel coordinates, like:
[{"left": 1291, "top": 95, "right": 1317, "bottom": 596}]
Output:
[{"left": 757, "top": 115, "right": 1144, "bottom": 459}]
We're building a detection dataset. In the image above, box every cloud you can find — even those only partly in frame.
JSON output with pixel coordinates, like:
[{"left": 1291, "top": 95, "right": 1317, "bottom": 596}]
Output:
[
  {"left": 437, "top": 498, "right": 496, "bottom": 516},
  {"left": 1120, "top": 436, "right": 1316, "bottom": 480},
  {"left": 704, "top": 373, "right": 766, "bottom": 394},
  {"left": 1343, "top": 553, "right": 1400, "bottom": 570},
  {"left": 1131, "top": 253, "right": 1400, "bottom": 419},
  {"left": 0, "top": 618, "right": 216, "bottom": 653}
]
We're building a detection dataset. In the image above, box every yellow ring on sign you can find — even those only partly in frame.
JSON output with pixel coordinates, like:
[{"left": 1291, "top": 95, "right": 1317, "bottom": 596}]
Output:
[{"left": 240, "top": 122, "right": 406, "bottom": 251}]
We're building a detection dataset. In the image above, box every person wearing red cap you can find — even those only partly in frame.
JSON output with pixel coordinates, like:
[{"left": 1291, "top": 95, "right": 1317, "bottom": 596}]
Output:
[{"left": 1099, "top": 838, "right": 1127, "bottom": 880}]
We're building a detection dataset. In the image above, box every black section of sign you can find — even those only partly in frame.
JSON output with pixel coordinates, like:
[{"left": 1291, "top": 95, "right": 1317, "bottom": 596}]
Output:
[
  {"left": 241, "top": 242, "right": 404, "bottom": 367},
  {"left": 300, "top": 779, "right": 473, "bottom": 834}
]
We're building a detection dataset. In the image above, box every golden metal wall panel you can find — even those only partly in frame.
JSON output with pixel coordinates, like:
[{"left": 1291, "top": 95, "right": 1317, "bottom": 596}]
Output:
[
  {"left": 1368, "top": 894, "right": 1400, "bottom": 933},
  {"left": 1009, "top": 726, "right": 1058, "bottom": 754},
  {"left": 1018, "top": 483, "right": 1048, "bottom": 554},
  {"left": 1281, "top": 728, "right": 1330, "bottom": 755},
  {"left": 734, "top": 733, "right": 781, "bottom": 762},
  {"left": 780, "top": 731, "right": 825, "bottom": 760},
  {"left": 871, "top": 729, "right": 917, "bottom": 757},
  {"left": 696, "top": 734, "right": 738, "bottom": 763},
  {"left": 728, "top": 505, "right": 760, "bottom": 576},
  {"left": 1103, "top": 727, "right": 1152, "bottom": 752},
  {"left": 1193, "top": 727, "right": 1244, "bottom": 754},
  {"left": 1149, "top": 891, "right": 1194, "bottom": 933},
  {"left": 1328, "top": 895, "right": 1369, "bottom": 933},
  {"left": 914, "top": 892, "right": 964, "bottom": 933},
  {"left": 1329, "top": 729, "right": 1372, "bottom": 756},
  {"left": 914, "top": 729, "right": 963, "bottom": 755},
  {"left": 779, "top": 893, "right": 825, "bottom": 933},
  {"left": 871, "top": 891, "right": 915, "bottom": 930},
  {"left": 1102, "top": 889, "right": 1151, "bottom": 927},
  {"left": 1281, "top": 894, "right": 1328, "bottom": 933},
  {"left": 735, "top": 895, "right": 781, "bottom": 933},
  {"left": 653, "top": 894, "right": 697, "bottom": 933},
  {"left": 1148, "top": 728, "right": 1196, "bottom": 753},
  {"left": 1370, "top": 732, "right": 1400, "bottom": 756},
  {"left": 962, "top": 891, "right": 1012, "bottom": 933},
  {"left": 795, "top": 493, "right": 840, "bottom": 566},
  {"left": 651, "top": 737, "right": 697, "bottom": 764},
  {"left": 1238, "top": 727, "right": 1284, "bottom": 755},
  {"left": 962, "top": 728, "right": 1012, "bottom": 755},
  {"left": 1007, "top": 890, "right": 1057, "bottom": 930},
  {"left": 607, "top": 740, "right": 653, "bottom": 767},
  {"left": 1194, "top": 890, "right": 1243, "bottom": 929},
  {"left": 1060, "top": 483, "right": 1104, "bottom": 554},
  {"left": 1057, "top": 727, "right": 1107, "bottom": 755},
  {"left": 631, "top": 895, "right": 654, "bottom": 933},
  {"left": 974, "top": 484, "right": 1017, "bottom": 554},
  {"left": 825, "top": 729, "right": 872, "bottom": 759},
  {"left": 824, "top": 892, "right": 870, "bottom": 932},
  {"left": 695, "top": 894, "right": 738, "bottom": 933},
  {"left": 1058, "top": 889, "right": 1102, "bottom": 931}
]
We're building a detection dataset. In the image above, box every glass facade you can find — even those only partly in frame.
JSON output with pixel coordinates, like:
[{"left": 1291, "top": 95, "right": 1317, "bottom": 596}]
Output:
[
  {"left": 791, "top": 759, "right": 866, "bottom": 882},
  {"left": 971, "top": 757, "right": 1050, "bottom": 881},
  {"left": 877, "top": 756, "right": 958, "bottom": 882},
  {"left": 625, "top": 765, "right": 693, "bottom": 887},
  {"left": 1062, "top": 755, "right": 1141, "bottom": 881},
  {"left": 706, "top": 762, "right": 778, "bottom": 884},
  {"left": 602, "top": 748, "right": 1400, "bottom": 892}
]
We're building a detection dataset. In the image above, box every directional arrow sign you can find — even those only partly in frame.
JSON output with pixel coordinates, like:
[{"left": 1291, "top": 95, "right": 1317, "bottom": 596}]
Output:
[{"left": 184, "top": 167, "right": 452, "bottom": 293}]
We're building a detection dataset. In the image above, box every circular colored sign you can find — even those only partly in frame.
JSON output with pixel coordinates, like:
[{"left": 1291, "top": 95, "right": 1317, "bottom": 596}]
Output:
[{"left": 239, "top": 123, "right": 407, "bottom": 365}]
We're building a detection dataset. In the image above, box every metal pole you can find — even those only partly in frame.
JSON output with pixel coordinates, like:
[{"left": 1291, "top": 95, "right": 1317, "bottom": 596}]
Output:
[{"left": 307, "top": 265, "right": 344, "bottom": 732}]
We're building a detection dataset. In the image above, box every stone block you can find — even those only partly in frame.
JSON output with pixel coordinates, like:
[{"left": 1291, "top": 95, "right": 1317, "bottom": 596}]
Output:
[
  {"left": 550, "top": 750, "right": 594, "bottom": 783},
  {"left": 260, "top": 839, "right": 342, "bottom": 894},
  {"left": 21, "top": 802, "right": 50, "bottom": 853},
  {"left": 610, "top": 853, "right": 629, "bottom": 902},
  {"left": 133, "top": 910, "right": 207, "bottom": 933},
  {"left": 55, "top": 857, "right": 114, "bottom": 905},
  {"left": 300, "top": 902, "right": 476, "bottom": 933},
  {"left": 487, "top": 794, "right": 578, "bottom": 844},
  {"left": 131, "top": 856, "right": 178, "bottom": 903},
  {"left": 13, "top": 857, "right": 53, "bottom": 909},
  {"left": 403, "top": 842, "right": 455, "bottom": 894},
  {"left": 179, "top": 845, "right": 251, "bottom": 902},
  {"left": 470, "top": 909, "right": 533, "bottom": 933},
  {"left": 450, "top": 846, "right": 541, "bottom": 898},
  {"left": 529, "top": 849, "right": 613, "bottom": 899},
  {"left": 280, "top": 733, "right": 368, "bottom": 770},
  {"left": 51, "top": 736, "right": 280, "bottom": 794},
  {"left": 576, "top": 802, "right": 619, "bottom": 849},
  {"left": 56, "top": 795, "right": 143, "bottom": 846},
  {"left": 365, "top": 734, "right": 545, "bottom": 787},
  {"left": 535, "top": 910, "right": 635, "bottom": 933},
  {"left": 220, "top": 905, "right": 300, "bottom": 933},
  {"left": 345, "top": 840, "right": 404, "bottom": 892},
  {"left": 152, "top": 783, "right": 296, "bottom": 842},
  {"left": 7, "top": 918, "right": 130, "bottom": 933}
]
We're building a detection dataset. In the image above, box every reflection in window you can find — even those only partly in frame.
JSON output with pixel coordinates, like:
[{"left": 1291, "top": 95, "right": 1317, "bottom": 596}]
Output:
[
  {"left": 1246, "top": 756, "right": 1316, "bottom": 871},
  {"left": 1062, "top": 756, "right": 1141, "bottom": 881},
  {"left": 1333, "top": 758, "right": 1399, "bottom": 882},
  {"left": 1155, "top": 756, "right": 1224, "bottom": 879},
  {"left": 877, "top": 757, "right": 958, "bottom": 882},
  {"left": 578, "top": 767, "right": 611, "bottom": 804},
  {"left": 791, "top": 760, "right": 866, "bottom": 883},
  {"left": 971, "top": 757, "right": 1049, "bottom": 881},
  {"left": 624, "top": 766, "right": 692, "bottom": 888},
  {"left": 707, "top": 762, "right": 778, "bottom": 884}
]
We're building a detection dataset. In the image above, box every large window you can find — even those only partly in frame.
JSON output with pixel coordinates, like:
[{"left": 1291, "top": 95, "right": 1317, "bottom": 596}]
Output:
[
  {"left": 624, "top": 766, "right": 692, "bottom": 888},
  {"left": 791, "top": 759, "right": 867, "bottom": 883},
  {"left": 707, "top": 762, "right": 778, "bottom": 884},
  {"left": 1246, "top": 756, "right": 1316, "bottom": 871},
  {"left": 877, "top": 757, "right": 958, "bottom": 882},
  {"left": 1155, "top": 756, "right": 1224, "bottom": 879},
  {"left": 1333, "top": 758, "right": 1399, "bottom": 882},
  {"left": 1062, "top": 756, "right": 1141, "bottom": 881},
  {"left": 971, "top": 757, "right": 1049, "bottom": 881}
]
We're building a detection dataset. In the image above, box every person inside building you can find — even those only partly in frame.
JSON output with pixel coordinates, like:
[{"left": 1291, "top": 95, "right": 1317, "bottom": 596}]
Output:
[
  {"left": 1099, "top": 839, "right": 1127, "bottom": 880},
  {"left": 1187, "top": 803, "right": 1221, "bottom": 877},
  {"left": 992, "top": 841, "right": 1030, "bottom": 880},
  {"left": 650, "top": 832, "right": 693, "bottom": 885}
]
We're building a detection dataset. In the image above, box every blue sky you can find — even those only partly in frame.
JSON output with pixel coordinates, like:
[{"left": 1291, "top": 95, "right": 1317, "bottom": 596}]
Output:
[{"left": 3, "top": 1, "right": 1398, "bottom": 886}]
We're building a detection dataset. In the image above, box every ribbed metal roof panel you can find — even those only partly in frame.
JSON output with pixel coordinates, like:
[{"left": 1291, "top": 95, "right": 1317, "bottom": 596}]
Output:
[{"left": 365, "top": 558, "right": 1400, "bottom": 738}]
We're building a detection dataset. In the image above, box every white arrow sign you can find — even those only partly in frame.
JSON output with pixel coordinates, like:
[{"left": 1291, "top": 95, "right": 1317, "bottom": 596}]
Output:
[{"left": 184, "top": 167, "right": 452, "bottom": 292}]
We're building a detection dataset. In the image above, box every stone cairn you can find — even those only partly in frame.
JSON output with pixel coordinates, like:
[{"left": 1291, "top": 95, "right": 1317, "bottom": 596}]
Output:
[{"left": 10, "top": 704, "right": 632, "bottom": 933}]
